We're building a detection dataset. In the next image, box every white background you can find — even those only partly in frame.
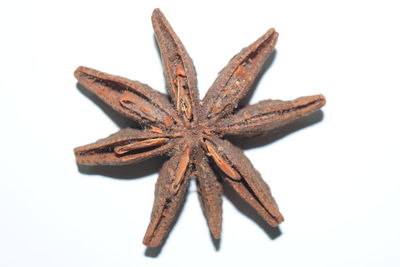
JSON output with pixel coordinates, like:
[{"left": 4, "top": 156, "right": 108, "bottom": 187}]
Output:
[{"left": 1, "top": 0, "right": 399, "bottom": 266}]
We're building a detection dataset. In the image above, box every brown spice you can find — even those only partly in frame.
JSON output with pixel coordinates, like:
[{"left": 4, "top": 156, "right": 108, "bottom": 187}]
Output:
[{"left": 74, "top": 8, "right": 326, "bottom": 247}]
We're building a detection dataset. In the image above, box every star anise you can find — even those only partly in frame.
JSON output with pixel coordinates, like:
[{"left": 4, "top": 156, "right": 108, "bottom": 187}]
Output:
[{"left": 74, "top": 8, "right": 325, "bottom": 247}]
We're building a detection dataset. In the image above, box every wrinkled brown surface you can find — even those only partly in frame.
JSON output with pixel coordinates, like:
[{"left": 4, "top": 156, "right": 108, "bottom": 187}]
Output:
[
  {"left": 195, "top": 152, "right": 223, "bottom": 239},
  {"left": 206, "top": 136, "right": 283, "bottom": 226},
  {"left": 75, "top": 66, "right": 182, "bottom": 129},
  {"left": 152, "top": 9, "right": 199, "bottom": 123},
  {"left": 74, "top": 8, "right": 326, "bottom": 247},
  {"left": 219, "top": 94, "right": 326, "bottom": 137},
  {"left": 74, "top": 128, "right": 180, "bottom": 165},
  {"left": 201, "top": 28, "right": 278, "bottom": 122},
  {"left": 143, "top": 144, "right": 191, "bottom": 246}
]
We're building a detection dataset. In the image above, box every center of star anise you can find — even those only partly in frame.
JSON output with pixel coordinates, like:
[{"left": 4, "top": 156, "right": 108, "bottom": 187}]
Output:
[{"left": 178, "top": 124, "right": 213, "bottom": 147}]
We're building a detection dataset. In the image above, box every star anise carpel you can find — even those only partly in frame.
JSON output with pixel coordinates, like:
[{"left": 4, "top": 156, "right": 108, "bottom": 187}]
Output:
[{"left": 74, "top": 8, "right": 326, "bottom": 247}]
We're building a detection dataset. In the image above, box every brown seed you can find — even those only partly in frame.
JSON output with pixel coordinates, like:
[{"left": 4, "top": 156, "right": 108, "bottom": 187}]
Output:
[
  {"left": 204, "top": 139, "right": 241, "bottom": 180},
  {"left": 175, "top": 64, "right": 186, "bottom": 77},
  {"left": 114, "top": 137, "right": 169, "bottom": 155},
  {"left": 119, "top": 91, "right": 158, "bottom": 122},
  {"left": 150, "top": 126, "right": 163, "bottom": 134}
]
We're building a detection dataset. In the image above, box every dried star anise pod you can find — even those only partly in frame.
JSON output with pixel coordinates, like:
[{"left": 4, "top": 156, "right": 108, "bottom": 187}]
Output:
[{"left": 74, "top": 8, "right": 326, "bottom": 247}]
